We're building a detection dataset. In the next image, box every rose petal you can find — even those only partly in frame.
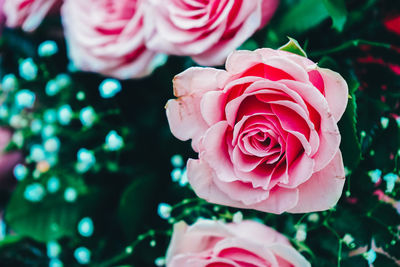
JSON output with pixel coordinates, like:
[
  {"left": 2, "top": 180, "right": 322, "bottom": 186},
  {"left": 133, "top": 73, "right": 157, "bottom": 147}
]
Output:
[
  {"left": 256, "top": 49, "right": 310, "bottom": 83},
  {"left": 268, "top": 244, "right": 312, "bottom": 267},
  {"left": 225, "top": 81, "right": 294, "bottom": 126},
  {"left": 279, "top": 134, "right": 314, "bottom": 188},
  {"left": 254, "top": 186, "right": 299, "bottom": 214},
  {"left": 213, "top": 175, "right": 270, "bottom": 205},
  {"left": 225, "top": 50, "right": 264, "bottom": 75},
  {"left": 192, "top": 6, "right": 263, "bottom": 66},
  {"left": 173, "top": 67, "right": 228, "bottom": 97},
  {"left": 280, "top": 80, "right": 340, "bottom": 171},
  {"left": 170, "top": 255, "right": 238, "bottom": 267},
  {"left": 232, "top": 145, "right": 265, "bottom": 172},
  {"left": 260, "top": 0, "right": 280, "bottom": 26},
  {"left": 213, "top": 239, "right": 278, "bottom": 266},
  {"left": 227, "top": 220, "right": 291, "bottom": 246},
  {"left": 201, "top": 90, "right": 226, "bottom": 126},
  {"left": 318, "top": 68, "right": 349, "bottom": 122},
  {"left": 288, "top": 150, "right": 345, "bottom": 213},
  {"left": 202, "top": 121, "right": 242, "bottom": 183},
  {"left": 270, "top": 103, "right": 313, "bottom": 155},
  {"left": 187, "top": 159, "right": 299, "bottom": 214},
  {"left": 187, "top": 158, "right": 251, "bottom": 206},
  {"left": 166, "top": 97, "right": 209, "bottom": 151}
]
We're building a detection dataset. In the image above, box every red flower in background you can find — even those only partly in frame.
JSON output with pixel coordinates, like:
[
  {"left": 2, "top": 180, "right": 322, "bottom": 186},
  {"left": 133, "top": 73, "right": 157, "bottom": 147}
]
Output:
[{"left": 384, "top": 15, "right": 400, "bottom": 35}]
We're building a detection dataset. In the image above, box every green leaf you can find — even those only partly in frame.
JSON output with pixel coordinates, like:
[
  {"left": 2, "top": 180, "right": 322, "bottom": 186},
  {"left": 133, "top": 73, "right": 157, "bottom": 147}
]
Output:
[
  {"left": 279, "top": 37, "right": 307, "bottom": 57},
  {"left": 322, "top": 0, "right": 348, "bottom": 32},
  {"left": 0, "top": 235, "right": 24, "bottom": 249},
  {"left": 118, "top": 174, "right": 158, "bottom": 240},
  {"left": 5, "top": 177, "right": 98, "bottom": 242},
  {"left": 338, "top": 79, "right": 361, "bottom": 171},
  {"left": 277, "top": 0, "right": 329, "bottom": 35}
]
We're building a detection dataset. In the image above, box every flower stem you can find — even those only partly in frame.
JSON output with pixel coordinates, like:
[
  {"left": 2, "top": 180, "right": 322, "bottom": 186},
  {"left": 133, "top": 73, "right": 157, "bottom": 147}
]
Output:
[
  {"left": 309, "top": 39, "right": 392, "bottom": 58},
  {"left": 96, "top": 230, "right": 169, "bottom": 267},
  {"left": 323, "top": 222, "right": 342, "bottom": 267}
]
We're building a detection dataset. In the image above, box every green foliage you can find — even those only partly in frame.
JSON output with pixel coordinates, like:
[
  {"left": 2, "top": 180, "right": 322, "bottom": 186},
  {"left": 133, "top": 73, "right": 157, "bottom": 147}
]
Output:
[
  {"left": 279, "top": 37, "right": 307, "bottom": 57},
  {"left": 5, "top": 177, "right": 98, "bottom": 242},
  {"left": 118, "top": 174, "right": 158, "bottom": 240},
  {"left": 276, "top": 0, "right": 329, "bottom": 35},
  {"left": 322, "top": 0, "right": 348, "bottom": 32},
  {"left": 374, "top": 254, "right": 397, "bottom": 266},
  {"left": 337, "top": 79, "right": 362, "bottom": 171}
]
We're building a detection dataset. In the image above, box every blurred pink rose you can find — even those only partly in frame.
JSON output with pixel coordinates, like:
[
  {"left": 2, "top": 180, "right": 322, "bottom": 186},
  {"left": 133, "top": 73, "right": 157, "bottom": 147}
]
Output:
[
  {"left": 166, "top": 48, "right": 348, "bottom": 213},
  {"left": 3, "top": 0, "right": 62, "bottom": 32},
  {"left": 62, "top": 0, "right": 158, "bottom": 79},
  {"left": 145, "top": 0, "right": 279, "bottom": 66},
  {"left": 166, "top": 219, "right": 310, "bottom": 267},
  {"left": 0, "top": 0, "right": 5, "bottom": 31},
  {"left": 0, "top": 128, "right": 21, "bottom": 190}
]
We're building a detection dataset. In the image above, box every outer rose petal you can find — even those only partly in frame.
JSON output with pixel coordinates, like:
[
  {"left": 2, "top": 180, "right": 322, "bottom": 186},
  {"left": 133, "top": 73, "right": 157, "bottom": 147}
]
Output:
[
  {"left": 192, "top": 2, "right": 263, "bottom": 66},
  {"left": 167, "top": 67, "right": 229, "bottom": 150},
  {"left": 318, "top": 68, "right": 349, "bottom": 122},
  {"left": 172, "top": 67, "right": 228, "bottom": 97},
  {"left": 226, "top": 220, "right": 291, "bottom": 246},
  {"left": 288, "top": 150, "right": 346, "bottom": 213},
  {"left": 187, "top": 159, "right": 299, "bottom": 214},
  {"left": 166, "top": 98, "right": 208, "bottom": 151},
  {"left": 225, "top": 50, "right": 264, "bottom": 75},
  {"left": 268, "top": 244, "right": 312, "bottom": 267}
]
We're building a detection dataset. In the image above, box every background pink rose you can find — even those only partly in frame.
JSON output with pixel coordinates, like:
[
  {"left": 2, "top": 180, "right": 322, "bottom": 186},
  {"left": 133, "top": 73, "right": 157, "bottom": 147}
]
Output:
[
  {"left": 166, "top": 219, "right": 310, "bottom": 267},
  {"left": 145, "top": 0, "right": 279, "bottom": 66},
  {"left": 4, "top": 0, "right": 62, "bottom": 32},
  {"left": 0, "top": 128, "right": 21, "bottom": 190},
  {"left": 166, "top": 48, "right": 348, "bottom": 214},
  {"left": 0, "top": 0, "right": 5, "bottom": 33},
  {"left": 62, "top": 0, "right": 158, "bottom": 79}
]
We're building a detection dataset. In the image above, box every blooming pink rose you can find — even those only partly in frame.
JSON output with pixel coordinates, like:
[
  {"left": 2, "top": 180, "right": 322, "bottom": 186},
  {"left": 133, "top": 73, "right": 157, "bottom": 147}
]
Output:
[
  {"left": 0, "top": 128, "right": 21, "bottom": 189},
  {"left": 145, "top": 0, "right": 279, "bottom": 66},
  {"left": 61, "top": 0, "right": 158, "bottom": 79},
  {"left": 166, "top": 219, "right": 310, "bottom": 267},
  {"left": 166, "top": 48, "right": 348, "bottom": 213},
  {"left": 4, "top": 0, "right": 62, "bottom": 32}
]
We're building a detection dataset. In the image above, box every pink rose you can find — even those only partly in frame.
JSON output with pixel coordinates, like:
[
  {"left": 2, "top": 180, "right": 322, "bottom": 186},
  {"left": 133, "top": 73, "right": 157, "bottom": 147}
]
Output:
[
  {"left": 61, "top": 0, "right": 158, "bottom": 79},
  {"left": 4, "top": 0, "right": 62, "bottom": 32},
  {"left": 0, "top": 0, "right": 5, "bottom": 32},
  {"left": 166, "top": 48, "right": 348, "bottom": 213},
  {"left": 145, "top": 0, "right": 279, "bottom": 66},
  {"left": 0, "top": 128, "right": 21, "bottom": 190},
  {"left": 166, "top": 219, "right": 310, "bottom": 267}
]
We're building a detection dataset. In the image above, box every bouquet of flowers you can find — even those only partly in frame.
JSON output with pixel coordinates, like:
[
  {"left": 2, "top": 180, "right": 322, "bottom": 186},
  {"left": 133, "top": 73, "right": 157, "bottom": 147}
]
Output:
[{"left": 0, "top": 0, "right": 399, "bottom": 266}]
